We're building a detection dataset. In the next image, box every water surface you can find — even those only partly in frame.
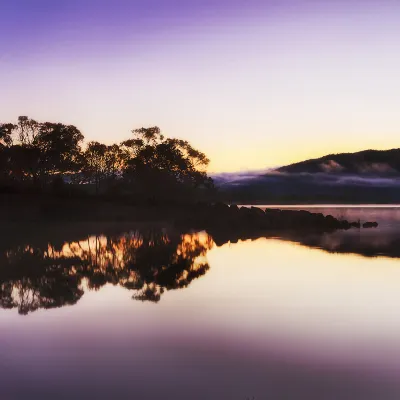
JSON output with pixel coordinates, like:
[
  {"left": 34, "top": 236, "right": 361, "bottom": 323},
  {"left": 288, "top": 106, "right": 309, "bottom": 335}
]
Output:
[{"left": 1, "top": 207, "right": 400, "bottom": 399}]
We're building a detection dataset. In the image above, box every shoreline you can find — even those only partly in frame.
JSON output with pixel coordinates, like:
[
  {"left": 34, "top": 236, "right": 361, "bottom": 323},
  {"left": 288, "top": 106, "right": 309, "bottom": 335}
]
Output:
[
  {"left": 0, "top": 194, "right": 378, "bottom": 231},
  {"left": 238, "top": 204, "right": 400, "bottom": 208}
]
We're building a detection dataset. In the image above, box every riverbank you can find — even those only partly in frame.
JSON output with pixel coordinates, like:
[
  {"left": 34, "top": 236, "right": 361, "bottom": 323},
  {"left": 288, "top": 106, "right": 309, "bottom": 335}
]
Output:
[
  {"left": 178, "top": 203, "right": 365, "bottom": 232},
  {"left": 0, "top": 194, "right": 373, "bottom": 234}
]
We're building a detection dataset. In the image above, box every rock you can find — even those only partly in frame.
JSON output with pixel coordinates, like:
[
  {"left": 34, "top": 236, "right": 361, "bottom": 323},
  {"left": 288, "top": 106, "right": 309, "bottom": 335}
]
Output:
[
  {"left": 265, "top": 208, "right": 281, "bottom": 215},
  {"left": 325, "top": 215, "right": 340, "bottom": 228},
  {"left": 363, "top": 222, "right": 378, "bottom": 228},
  {"left": 239, "top": 206, "right": 252, "bottom": 217},
  {"left": 213, "top": 202, "right": 230, "bottom": 213},
  {"left": 340, "top": 220, "right": 351, "bottom": 230},
  {"left": 179, "top": 203, "right": 378, "bottom": 233},
  {"left": 250, "top": 207, "right": 265, "bottom": 217}
]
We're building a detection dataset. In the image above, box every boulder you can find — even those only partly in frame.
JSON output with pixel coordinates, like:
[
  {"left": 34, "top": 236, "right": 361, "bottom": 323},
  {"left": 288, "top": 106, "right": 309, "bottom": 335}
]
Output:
[
  {"left": 363, "top": 222, "right": 378, "bottom": 228},
  {"left": 229, "top": 204, "right": 239, "bottom": 213},
  {"left": 325, "top": 215, "right": 340, "bottom": 229},
  {"left": 340, "top": 220, "right": 351, "bottom": 230},
  {"left": 250, "top": 207, "right": 266, "bottom": 217},
  {"left": 213, "top": 202, "right": 230, "bottom": 213}
]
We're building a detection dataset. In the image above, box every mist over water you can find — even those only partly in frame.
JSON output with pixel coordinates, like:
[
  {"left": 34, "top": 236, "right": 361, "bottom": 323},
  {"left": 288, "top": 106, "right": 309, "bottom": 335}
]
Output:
[{"left": 1, "top": 207, "right": 400, "bottom": 399}]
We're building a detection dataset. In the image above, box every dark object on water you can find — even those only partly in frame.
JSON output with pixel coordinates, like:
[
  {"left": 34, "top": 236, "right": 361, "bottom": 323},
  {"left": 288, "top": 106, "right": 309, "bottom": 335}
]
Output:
[
  {"left": 181, "top": 203, "right": 364, "bottom": 233},
  {"left": 363, "top": 222, "right": 378, "bottom": 228},
  {"left": 350, "top": 222, "right": 361, "bottom": 228}
]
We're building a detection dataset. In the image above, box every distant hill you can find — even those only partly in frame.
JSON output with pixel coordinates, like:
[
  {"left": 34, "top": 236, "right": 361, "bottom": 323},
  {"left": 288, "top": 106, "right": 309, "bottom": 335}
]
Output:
[
  {"left": 277, "top": 149, "right": 400, "bottom": 175},
  {"left": 217, "top": 149, "right": 400, "bottom": 204}
]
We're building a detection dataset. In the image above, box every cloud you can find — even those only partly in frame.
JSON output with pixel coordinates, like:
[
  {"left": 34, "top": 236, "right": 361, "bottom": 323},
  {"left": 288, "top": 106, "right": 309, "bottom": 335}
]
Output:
[
  {"left": 211, "top": 169, "right": 272, "bottom": 186},
  {"left": 320, "top": 160, "right": 345, "bottom": 173},
  {"left": 220, "top": 170, "right": 400, "bottom": 188}
]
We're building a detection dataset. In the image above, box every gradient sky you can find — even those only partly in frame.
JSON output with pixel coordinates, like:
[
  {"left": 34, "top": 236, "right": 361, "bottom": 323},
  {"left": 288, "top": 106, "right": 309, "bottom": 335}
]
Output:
[{"left": 1, "top": 0, "right": 400, "bottom": 172}]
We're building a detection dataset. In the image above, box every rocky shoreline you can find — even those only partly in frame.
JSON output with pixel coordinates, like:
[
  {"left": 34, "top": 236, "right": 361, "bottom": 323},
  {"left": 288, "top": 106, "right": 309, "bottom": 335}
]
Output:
[{"left": 181, "top": 203, "right": 378, "bottom": 232}]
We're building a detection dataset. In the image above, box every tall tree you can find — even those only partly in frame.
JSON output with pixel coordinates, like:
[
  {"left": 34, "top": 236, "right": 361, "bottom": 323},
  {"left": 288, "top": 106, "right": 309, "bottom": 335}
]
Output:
[
  {"left": 123, "top": 127, "right": 213, "bottom": 201},
  {"left": 14, "top": 116, "right": 40, "bottom": 146},
  {"left": 82, "top": 142, "right": 125, "bottom": 194},
  {"left": 0, "top": 123, "right": 14, "bottom": 148},
  {"left": 0, "top": 123, "right": 15, "bottom": 184},
  {"left": 82, "top": 141, "right": 108, "bottom": 194},
  {"left": 35, "top": 122, "right": 84, "bottom": 182}
]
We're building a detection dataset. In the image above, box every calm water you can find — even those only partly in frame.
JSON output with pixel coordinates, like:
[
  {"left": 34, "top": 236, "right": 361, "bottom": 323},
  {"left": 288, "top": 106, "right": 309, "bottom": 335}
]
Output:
[{"left": 1, "top": 207, "right": 400, "bottom": 399}]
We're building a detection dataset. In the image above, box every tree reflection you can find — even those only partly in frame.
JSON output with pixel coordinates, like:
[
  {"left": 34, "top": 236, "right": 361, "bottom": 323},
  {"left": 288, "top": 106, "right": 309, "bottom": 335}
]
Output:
[
  {"left": 0, "top": 245, "right": 83, "bottom": 314},
  {"left": 2, "top": 223, "right": 396, "bottom": 315},
  {"left": 0, "top": 230, "right": 213, "bottom": 314}
]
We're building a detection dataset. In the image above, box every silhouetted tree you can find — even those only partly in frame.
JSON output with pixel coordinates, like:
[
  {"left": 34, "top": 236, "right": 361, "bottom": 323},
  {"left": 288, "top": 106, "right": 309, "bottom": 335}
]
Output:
[
  {"left": 0, "top": 123, "right": 14, "bottom": 148},
  {"left": 0, "top": 123, "right": 14, "bottom": 185},
  {"left": 14, "top": 116, "right": 40, "bottom": 146},
  {"left": 82, "top": 141, "right": 107, "bottom": 193},
  {"left": 81, "top": 142, "right": 126, "bottom": 194},
  {"left": 0, "top": 117, "right": 84, "bottom": 188},
  {"left": 35, "top": 122, "right": 84, "bottom": 181},
  {"left": 123, "top": 127, "right": 213, "bottom": 201}
]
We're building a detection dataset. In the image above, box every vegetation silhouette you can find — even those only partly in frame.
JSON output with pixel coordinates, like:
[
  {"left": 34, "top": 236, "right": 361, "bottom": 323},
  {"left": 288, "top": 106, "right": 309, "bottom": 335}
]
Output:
[
  {"left": 277, "top": 148, "right": 400, "bottom": 174},
  {"left": 0, "top": 228, "right": 212, "bottom": 314},
  {"left": 0, "top": 116, "right": 213, "bottom": 203}
]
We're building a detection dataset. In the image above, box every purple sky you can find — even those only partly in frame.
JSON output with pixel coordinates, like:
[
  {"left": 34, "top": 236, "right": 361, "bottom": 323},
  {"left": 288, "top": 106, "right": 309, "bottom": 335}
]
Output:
[{"left": 1, "top": 0, "right": 400, "bottom": 171}]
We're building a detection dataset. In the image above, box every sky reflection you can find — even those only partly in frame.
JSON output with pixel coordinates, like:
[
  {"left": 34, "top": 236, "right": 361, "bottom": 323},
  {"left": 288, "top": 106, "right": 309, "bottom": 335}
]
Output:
[{"left": 1, "top": 220, "right": 400, "bottom": 398}]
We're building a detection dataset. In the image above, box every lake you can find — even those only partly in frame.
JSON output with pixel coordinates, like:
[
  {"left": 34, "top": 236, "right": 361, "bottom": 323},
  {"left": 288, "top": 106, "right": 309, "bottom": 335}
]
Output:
[{"left": 1, "top": 206, "right": 400, "bottom": 399}]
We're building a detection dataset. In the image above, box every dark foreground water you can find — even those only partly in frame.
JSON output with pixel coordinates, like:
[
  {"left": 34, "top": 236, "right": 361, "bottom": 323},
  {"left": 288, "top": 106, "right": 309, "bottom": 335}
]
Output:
[{"left": 1, "top": 207, "right": 400, "bottom": 400}]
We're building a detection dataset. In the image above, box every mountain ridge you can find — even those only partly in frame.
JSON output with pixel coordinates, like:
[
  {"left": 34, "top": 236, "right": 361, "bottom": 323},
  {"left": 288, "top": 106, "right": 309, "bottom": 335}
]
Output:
[
  {"left": 217, "top": 148, "right": 400, "bottom": 204},
  {"left": 276, "top": 148, "right": 400, "bottom": 175}
]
